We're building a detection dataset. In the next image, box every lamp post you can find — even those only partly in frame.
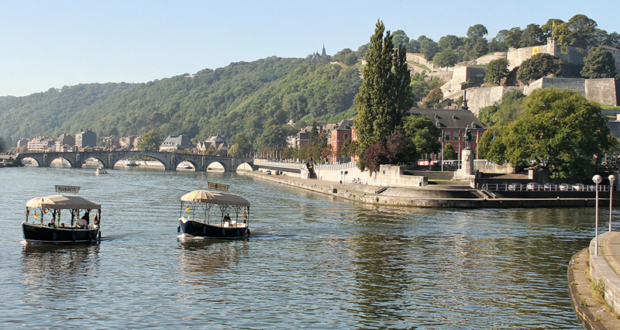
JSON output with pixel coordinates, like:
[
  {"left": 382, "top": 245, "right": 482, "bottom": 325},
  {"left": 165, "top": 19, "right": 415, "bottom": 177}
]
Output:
[
  {"left": 610, "top": 174, "right": 616, "bottom": 232},
  {"left": 593, "top": 174, "right": 602, "bottom": 255}
]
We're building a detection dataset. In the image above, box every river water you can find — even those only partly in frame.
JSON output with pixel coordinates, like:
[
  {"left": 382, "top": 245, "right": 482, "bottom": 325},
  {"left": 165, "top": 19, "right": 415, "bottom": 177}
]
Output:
[{"left": 0, "top": 167, "right": 607, "bottom": 328}]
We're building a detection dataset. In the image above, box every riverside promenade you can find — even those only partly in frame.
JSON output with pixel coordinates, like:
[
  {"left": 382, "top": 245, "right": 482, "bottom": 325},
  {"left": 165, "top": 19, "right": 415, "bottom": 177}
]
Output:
[
  {"left": 570, "top": 232, "right": 620, "bottom": 329},
  {"left": 241, "top": 170, "right": 610, "bottom": 209}
]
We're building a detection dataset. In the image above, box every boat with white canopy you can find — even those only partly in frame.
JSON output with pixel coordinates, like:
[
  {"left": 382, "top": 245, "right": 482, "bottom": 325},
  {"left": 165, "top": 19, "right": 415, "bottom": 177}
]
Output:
[
  {"left": 178, "top": 190, "right": 250, "bottom": 238},
  {"left": 22, "top": 186, "right": 102, "bottom": 244}
]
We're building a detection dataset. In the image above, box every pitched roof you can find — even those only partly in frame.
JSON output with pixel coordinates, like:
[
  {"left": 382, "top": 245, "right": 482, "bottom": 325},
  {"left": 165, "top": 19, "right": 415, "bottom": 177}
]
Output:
[{"left": 409, "top": 108, "right": 486, "bottom": 130}]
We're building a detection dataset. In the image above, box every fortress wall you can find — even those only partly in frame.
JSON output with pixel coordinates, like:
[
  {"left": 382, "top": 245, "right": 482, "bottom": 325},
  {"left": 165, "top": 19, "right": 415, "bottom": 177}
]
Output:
[
  {"left": 585, "top": 79, "right": 619, "bottom": 106},
  {"left": 473, "top": 52, "right": 507, "bottom": 65},
  {"left": 542, "top": 78, "right": 586, "bottom": 95},
  {"left": 522, "top": 78, "right": 545, "bottom": 95},
  {"left": 466, "top": 86, "right": 523, "bottom": 116},
  {"left": 406, "top": 53, "right": 436, "bottom": 71},
  {"left": 507, "top": 45, "right": 551, "bottom": 71}
]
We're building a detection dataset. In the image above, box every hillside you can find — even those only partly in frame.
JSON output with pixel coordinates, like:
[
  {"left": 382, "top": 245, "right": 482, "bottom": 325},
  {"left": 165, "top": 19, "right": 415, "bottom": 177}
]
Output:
[{"left": 0, "top": 56, "right": 362, "bottom": 147}]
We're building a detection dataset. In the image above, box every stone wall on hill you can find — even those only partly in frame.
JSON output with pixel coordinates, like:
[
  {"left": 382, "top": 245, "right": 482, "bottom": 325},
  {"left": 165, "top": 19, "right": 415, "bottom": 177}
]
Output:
[
  {"left": 466, "top": 86, "right": 522, "bottom": 116},
  {"left": 585, "top": 78, "right": 619, "bottom": 106}
]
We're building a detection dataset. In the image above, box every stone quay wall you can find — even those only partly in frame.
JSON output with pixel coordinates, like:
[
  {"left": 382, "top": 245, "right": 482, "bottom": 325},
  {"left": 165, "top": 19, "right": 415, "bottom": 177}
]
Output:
[
  {"left": 589, "top": 232, "right": 620, "bottom": 316},
  {"left": 314, "top": 163, "right": 427, "bottom": 187}
]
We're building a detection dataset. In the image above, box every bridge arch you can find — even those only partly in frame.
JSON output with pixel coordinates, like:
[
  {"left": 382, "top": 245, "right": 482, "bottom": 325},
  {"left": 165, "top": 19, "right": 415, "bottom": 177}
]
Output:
[
  {"left": 236, "top": 162, "right": 254, "bottom": 172},
  {"left": 47, "top": 156, "right": 75, "bottom": 168},
  {"left": 111, "top": 151, "right": 169, "bottom": 170},
  {"left": 205, "top": 160, "right": 227, "bottom": 172}
]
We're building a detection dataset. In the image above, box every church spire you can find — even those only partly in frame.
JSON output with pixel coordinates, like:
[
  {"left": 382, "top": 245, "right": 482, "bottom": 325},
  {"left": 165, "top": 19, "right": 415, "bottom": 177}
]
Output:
[{"left": 321, "top": 44, "right": 326, "bottom": 57}]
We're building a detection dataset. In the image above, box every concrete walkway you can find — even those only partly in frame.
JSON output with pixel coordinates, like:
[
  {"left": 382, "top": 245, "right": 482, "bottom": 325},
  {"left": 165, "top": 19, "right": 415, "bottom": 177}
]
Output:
[
  {"left": 241, "top": 171, "right": 610, "bottom": 209},
  {"left": 569, "top": 232, "right": 620, "bottom": 329}
]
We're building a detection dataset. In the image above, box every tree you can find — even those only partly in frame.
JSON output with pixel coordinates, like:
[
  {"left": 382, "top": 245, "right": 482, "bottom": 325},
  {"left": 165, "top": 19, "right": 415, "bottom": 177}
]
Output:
[
  {"left": 0, "top": 137, "right": 5, "bottom": 153},
  {"left": 403, "top": 114, "right": 440, "bottom": 156},
  {"left": 517, "top": 53, "right": 561, "bottom": 84},
  {"left": 231, "top": 132, "right": 252, "bottom": 157},
  {"left": 433, "top": 49, "right": 460, "bottom": 68},
  {"left": 505, "top": 27, "right": 523, "bottom": 48},
  {"left": 421, "top": 87, "right": 443, "bottom": 108},
  {"left": 581, "top": 47, "right": 617, "bottom": 78},
  {"left": 354, "top": 20, "right": 413, "bottom": 160},
  {"left": 467, "top": 24, "right": 488, "bottom": 39},
  {"left": 478, "top": 90, "right": 526, "bottom": 127},
  {"left": 541, "top": 19, "right": 564, "bottom": 38},
  {"left": 520, "top": 24, "right": 544, "bottom": 47},
  {"left": 443, "top": 144, "right": 457, "bottom": 160},
  {"left": 488, "top": 30, "right": 509, "bottom": 52},
  {"left": 392, "top": 30, "right": 410, "bottom": 47},
  {"left": 484, "top": 58, "right": 509, "bottom": 85},
  {"left": 566, "top": 14, "right": 598, "bottom": 49},
  {"left": 419, "top": 38, "right": 439, "bottom": 60},
  {"left": 491, "top": 88, "right": 615, "bottom": 179},
  {"left": 477, "top": 130, "right": 494, "bottom": 159},
  {"left": 438, "top": 35, "right": 463, "bottom": 51},
  {"left": 256, "top": 125, "right": 291, "bottom": 148},
  {"left": 137, "top": 130, "right": 162, "bottom": 151}
]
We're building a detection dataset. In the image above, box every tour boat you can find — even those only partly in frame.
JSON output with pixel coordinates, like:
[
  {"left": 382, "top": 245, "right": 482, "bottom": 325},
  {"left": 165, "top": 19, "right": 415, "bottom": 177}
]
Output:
[
  {"left": 178, "top": 190, "right": 250, "bottom": 238},
  {"left": 96, "top": 167, "right": 108, "bottom": 175},
  {"left": 22, "top": 189, "right": 102, "bottom": 244}
]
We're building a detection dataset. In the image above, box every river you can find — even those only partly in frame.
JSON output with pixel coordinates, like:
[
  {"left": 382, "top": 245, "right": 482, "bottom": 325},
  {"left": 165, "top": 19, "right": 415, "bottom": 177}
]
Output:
[{"left": 0, "top": 166, "right": 605, "bottom": 328}]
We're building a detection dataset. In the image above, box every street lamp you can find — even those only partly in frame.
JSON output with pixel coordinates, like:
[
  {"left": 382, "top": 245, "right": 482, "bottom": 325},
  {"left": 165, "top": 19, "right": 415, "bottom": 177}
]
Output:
[
  {"left": 610, "top": 174, "right": 616, "bottom": 232},
  {"left": 593, "top": 174, "right": 602, "bottom": 256}
]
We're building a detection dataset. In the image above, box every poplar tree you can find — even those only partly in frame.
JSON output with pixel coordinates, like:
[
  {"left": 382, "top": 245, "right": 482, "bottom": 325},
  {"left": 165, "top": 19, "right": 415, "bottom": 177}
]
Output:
[{"left": 355, "top": 20, "right": 413, "bottom": 160}]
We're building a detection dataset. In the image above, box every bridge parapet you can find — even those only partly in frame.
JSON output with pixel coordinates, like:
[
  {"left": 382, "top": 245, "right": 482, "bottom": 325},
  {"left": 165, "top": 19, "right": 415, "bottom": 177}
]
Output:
[{"left": 16, "top": 151, "right": 255, "bottom": 172}]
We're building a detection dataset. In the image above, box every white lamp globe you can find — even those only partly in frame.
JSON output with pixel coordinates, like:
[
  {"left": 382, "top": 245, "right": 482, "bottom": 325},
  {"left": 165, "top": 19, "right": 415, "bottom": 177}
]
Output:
[{"left": 593, "top": 175, "right": 602, "bottom": 184}]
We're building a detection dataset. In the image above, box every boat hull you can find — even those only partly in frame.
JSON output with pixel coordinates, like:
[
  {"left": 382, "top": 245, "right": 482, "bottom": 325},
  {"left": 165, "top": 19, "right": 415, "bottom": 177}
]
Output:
[
  {"left": 179, "top": 219, "right": 249, "bottom": 238},
  {"left": 22, "top": 223, "right": 100, "bottom": 244}
]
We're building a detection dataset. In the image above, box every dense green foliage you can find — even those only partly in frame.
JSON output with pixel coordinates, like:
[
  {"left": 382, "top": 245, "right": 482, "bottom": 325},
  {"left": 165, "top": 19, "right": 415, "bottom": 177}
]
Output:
[
  {"left": 355, "top": 20, "right": 413, "bottom": 159},
  {"left": 484, "top": 58, "right": 509, "bottom": 85},
  {"left": 485, "top": 88, "right": 615, "bottom": 179},
  {"left": 581, "top": 47, "right": 617, "bottom": 78},
  {"left": 137, "top": 130, "right": 162, "bottom": 151},
  {"left": 517, "top": 53, "right": 561, "bottom": 84},
  {"left": 478, "top": 90, "right": 526, "bottom": 127},
  {"left": 402, "top": 115, "right": 441, "bottom": 156},
  {"left": 443, "top": 144, "right": 456, "bottom": 160},
  {"left": 0, "top": 57, "right": 362, "bottom": 150}
]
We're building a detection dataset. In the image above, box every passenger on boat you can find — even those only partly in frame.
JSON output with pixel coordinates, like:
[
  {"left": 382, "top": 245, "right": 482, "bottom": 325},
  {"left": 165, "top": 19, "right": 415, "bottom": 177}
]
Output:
[
  {"left": 48, "top": 218, "right": 54, "bottom": 227},
  {"left": 223, "top": 214, "right": 231, "bottom": 222},
  {"left": 60, "top": 223, "right": 66, "bottom": 228}
]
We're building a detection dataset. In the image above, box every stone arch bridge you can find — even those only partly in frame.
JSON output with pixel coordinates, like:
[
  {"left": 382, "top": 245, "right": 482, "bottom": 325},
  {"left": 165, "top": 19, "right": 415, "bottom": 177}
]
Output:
[{"left": 16, "top": 151, "right": 255, "bottom": 172}]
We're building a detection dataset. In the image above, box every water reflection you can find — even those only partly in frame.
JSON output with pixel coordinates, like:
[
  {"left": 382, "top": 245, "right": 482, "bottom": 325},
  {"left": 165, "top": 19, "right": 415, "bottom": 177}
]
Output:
[
  {"left": 21, "top": 244, "right": 100, "bottom": 302},
  {"left": 177, "top": 238, "right": 250, "bottom": 289}
]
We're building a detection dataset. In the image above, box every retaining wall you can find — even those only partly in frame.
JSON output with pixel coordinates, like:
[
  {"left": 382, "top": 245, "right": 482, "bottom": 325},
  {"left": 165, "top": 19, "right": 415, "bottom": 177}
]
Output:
[
  {"left": 314, "top": 162, "right": 427, "bottom": 187},
  {"left": 474, "top": 160, "right": 515, "bottom": 174},
  {"left": 589, "top": 232, "right": 620, "bottom": 315}
]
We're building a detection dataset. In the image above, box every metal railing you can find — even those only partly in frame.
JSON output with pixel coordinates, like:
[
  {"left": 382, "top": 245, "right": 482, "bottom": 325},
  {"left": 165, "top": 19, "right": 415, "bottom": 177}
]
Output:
[{"left": 480, "top": 183, "right": 611, "bottom": 192}]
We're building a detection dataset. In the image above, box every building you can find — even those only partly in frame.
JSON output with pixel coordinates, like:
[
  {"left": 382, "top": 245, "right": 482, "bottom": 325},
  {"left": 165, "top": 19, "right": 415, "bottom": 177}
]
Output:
[
  {"left": 27, "top": 136, "right": 55, "bottom": 152},
  {"left": 132, "top": 135, "right": 142, "bottom": 150},
  {"left": 159, "top": 135, "right": 193, "bottom": 152},
  {"left": 102, "top": 135, "right": 120, "bottom": 150},
  {"left": 54, "top": 134, "right": 75, "bottom": 152},
  {"left": 409, "top": 103, "right": 486, "bottom": 161},
  {"left": 16, "top": 138, "right": 29, "bottom": 149},
  {"left": 75, "top": 129, "right": 97, "bottom": 149},
  {"left": 119, "top": 135, "right": 138, "bottom": 150},
  {"left": 196, "top": 134, "right": 229, "bottom": 156},
  {"left": 328, "top": 119, "right": 353, "bottom": 163}
]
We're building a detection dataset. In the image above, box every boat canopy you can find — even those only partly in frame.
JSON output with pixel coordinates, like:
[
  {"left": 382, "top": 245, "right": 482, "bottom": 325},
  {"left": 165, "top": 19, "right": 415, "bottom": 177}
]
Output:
[
  {"left": 180, "top": 190, "right": 250, "bottom": 207},
  {"left": 26, "top": 195, "right": 102, "bottom": 210}
]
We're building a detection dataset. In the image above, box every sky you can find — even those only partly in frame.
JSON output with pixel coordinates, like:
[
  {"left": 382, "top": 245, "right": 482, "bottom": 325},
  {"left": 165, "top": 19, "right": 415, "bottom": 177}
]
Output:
[{"left": 1, "top": 0, "right": 619, "bottom": 97}]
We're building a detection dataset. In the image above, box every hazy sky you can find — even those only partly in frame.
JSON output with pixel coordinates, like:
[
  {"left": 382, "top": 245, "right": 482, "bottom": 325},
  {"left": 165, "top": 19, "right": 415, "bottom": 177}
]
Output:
[{"left": 1, "top": 0, "right": 618, "bottom": 97}]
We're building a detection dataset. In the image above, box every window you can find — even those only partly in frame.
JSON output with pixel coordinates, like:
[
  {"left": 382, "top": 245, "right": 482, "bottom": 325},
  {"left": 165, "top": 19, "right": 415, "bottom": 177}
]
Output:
[{"left": 445, "top": 132, "right": 451, "bottom": 141}]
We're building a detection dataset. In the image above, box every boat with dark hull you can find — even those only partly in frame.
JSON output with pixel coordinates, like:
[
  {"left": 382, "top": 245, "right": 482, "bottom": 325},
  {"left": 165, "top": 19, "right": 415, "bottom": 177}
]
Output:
[
  {"left": 22, "top": 193, "right": 102, "bottom": 244},
  {"left": 178, "top": 190, "right": 250, "bottom": 239}
]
